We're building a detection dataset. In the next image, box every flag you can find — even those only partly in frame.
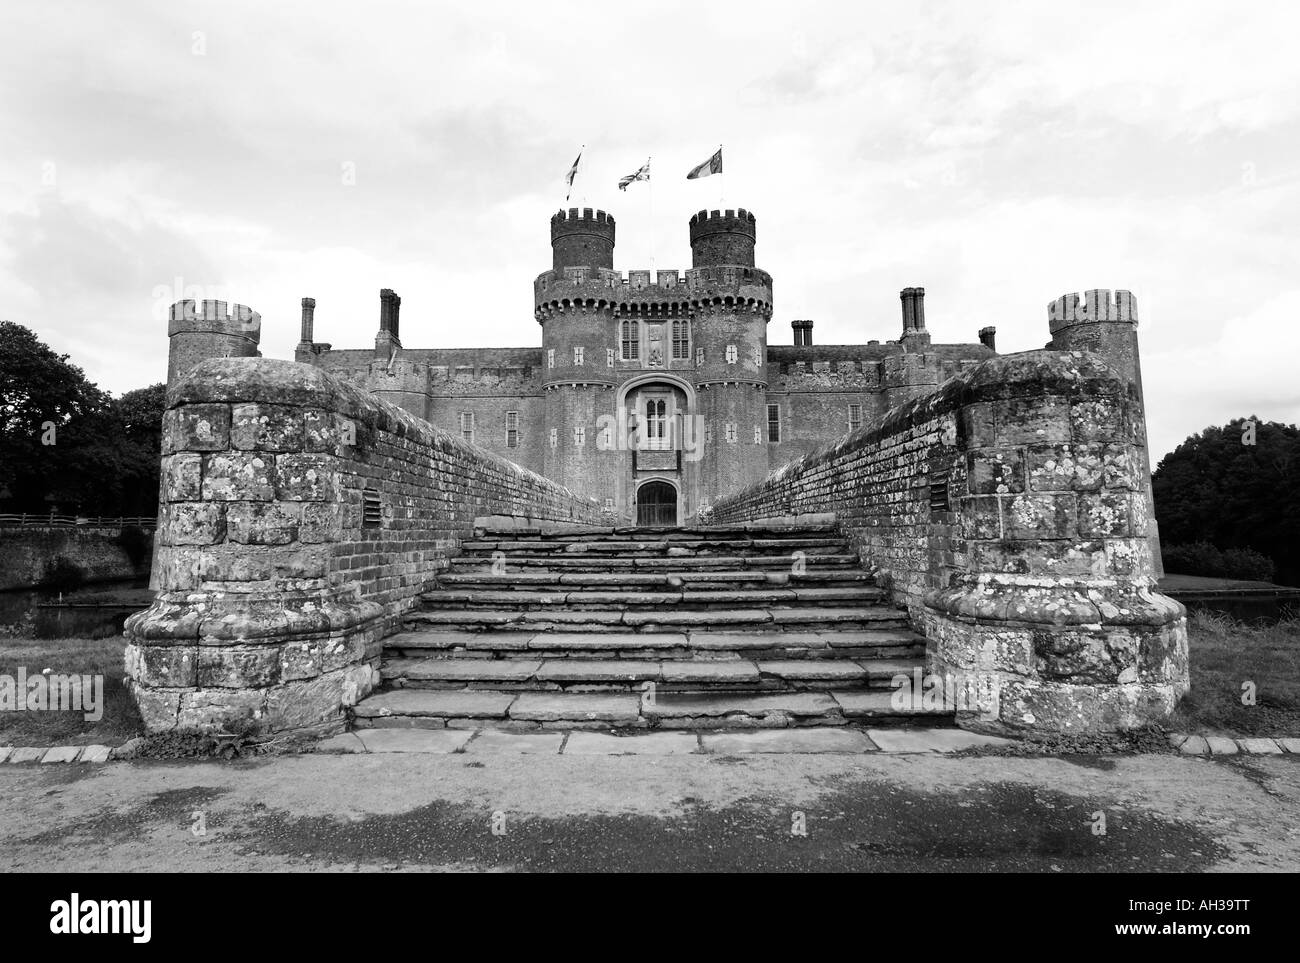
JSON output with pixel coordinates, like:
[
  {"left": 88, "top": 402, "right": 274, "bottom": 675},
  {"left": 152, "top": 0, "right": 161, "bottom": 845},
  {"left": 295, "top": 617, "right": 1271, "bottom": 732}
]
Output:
[
  {"left": 564, "top": 149, "right": 582, "bottom": 202},
  {"left": 687, "top": 148, "right": 723, "bottom": 180},
  {"left": 618, "top": 158, "right": 651, "bottom": 191}
]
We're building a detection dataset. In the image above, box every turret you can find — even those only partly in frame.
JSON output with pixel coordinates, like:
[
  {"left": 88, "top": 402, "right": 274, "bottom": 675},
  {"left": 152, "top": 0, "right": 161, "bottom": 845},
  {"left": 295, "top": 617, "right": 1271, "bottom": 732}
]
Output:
[
  {"left": 1046, "top": 289, "right": 1161, "bottom": 575},
  {"left": 551, "top": 208, "right": 615, "bottom": 272},
  {"left": 166, "top": 299, "right": 261, "bottom": 387},
  {"left": 689, "top": 209, "right": 756, "bottom": 267}
]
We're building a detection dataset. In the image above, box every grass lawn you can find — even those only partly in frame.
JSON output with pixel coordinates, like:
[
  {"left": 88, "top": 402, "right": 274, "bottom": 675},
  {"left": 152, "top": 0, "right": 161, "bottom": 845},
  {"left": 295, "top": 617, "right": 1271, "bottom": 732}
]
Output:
[
  {"left": 1171, "top": 611, "right": 1300, "bottom": 737},
  {"left": 0, "top": 635, "right": 142, "bottom": 747}
]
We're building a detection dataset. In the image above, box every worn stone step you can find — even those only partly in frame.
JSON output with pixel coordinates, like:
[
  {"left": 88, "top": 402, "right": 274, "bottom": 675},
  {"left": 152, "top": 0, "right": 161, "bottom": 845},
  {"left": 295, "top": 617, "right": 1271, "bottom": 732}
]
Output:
[
  {"left": 474, "top": 523, "right": 837, "bottom": 539},
  {"left": 437, "top": 571, "right": 875, "bottom": 589},
  {"left": 460, "top": 537, "right": 846, "bottom": 554},
  {"left": 381, "top": 655, "right": 920, "bottom": 692},
  {"left": 423, "top": 586, "right": 885, "bottom": 609},
  {"left": 450, "top": 554, "right": 861, "bottom": 570},
  {"left": 406, "top": 608, "right": 908, "bottom": 634}
]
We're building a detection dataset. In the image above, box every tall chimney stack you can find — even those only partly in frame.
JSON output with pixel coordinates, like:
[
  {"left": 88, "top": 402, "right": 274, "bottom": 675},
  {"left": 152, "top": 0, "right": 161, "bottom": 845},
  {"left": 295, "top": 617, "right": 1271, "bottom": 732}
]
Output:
[{"left": 299, "top": 297, "right": 316, "bottom": 343}]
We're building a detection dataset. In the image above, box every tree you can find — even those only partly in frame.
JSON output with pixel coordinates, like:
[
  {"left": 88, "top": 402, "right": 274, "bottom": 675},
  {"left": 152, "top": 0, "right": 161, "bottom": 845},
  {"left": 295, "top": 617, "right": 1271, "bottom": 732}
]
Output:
[
  {"left": 0, "top": 322, "right": 165, "bottom": 516},
  {"left": 0, "top": 320, "right": 108, "bottom": 510},
  {"left": 1153, "top": 417, "right": 1300, "bottom": 586}
]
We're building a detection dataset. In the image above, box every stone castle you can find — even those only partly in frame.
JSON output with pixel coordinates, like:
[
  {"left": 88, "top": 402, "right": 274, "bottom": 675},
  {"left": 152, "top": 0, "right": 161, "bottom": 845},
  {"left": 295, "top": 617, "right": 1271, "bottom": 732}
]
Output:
[
  {"left": 287, "top": 208, "right": 1000, "bottom": 524},
  {"left": 132, "top": 200, "right": 1186, "bottom": 743}
]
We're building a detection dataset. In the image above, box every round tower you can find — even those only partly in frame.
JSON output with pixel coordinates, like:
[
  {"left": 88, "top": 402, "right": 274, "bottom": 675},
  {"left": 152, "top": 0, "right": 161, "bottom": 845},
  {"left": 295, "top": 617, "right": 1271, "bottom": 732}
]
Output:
[
  {"left": 1047, "top": 289, "right": 1162, "bottom": 576},
  {"left": 166, "top": 299, "right": 262, "bottom": 387},
  {"left": 689, "top": 209, "right": 756, "bottom": 267},
  {"left": 551, "top": 208, "right": 615, "bottom": 271}
]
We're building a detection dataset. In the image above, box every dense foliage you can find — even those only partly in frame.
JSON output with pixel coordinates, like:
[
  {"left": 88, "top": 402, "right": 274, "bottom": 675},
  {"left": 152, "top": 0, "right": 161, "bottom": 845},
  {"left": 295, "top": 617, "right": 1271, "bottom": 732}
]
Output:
[
  {"left": 0, "top": 321, "right": 164, "bottom": 516},
  {"left": 1153, "top": 417, "right": 1300, "bottom": 586}
]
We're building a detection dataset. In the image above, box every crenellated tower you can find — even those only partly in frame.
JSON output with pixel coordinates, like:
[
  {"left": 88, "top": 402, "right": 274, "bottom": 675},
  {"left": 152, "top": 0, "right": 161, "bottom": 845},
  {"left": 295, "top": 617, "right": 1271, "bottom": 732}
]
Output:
[{"left": 166, "top": 299, "right": 262, "bottom": 388}]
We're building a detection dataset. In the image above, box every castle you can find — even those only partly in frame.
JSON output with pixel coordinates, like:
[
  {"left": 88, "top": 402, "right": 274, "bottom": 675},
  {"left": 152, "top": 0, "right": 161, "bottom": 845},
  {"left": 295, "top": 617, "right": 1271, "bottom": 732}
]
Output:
[
  {"left": 267, "top": 208, "right": 1002, "bottom": 526},
  {"left": 142, "top": 201, "right": 1182, "bottom": 741}
]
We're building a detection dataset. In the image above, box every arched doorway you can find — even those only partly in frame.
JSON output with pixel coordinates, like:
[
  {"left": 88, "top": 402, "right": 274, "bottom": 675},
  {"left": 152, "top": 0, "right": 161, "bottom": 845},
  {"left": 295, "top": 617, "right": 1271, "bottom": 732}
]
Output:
[{"left": 636, "top": 479, "right": 678, "bottom": 527}]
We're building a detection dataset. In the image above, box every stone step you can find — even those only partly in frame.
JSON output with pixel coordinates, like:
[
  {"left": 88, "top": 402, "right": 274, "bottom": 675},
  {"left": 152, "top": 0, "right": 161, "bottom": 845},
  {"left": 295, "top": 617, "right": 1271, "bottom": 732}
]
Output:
[
  {"left": 436, "top": 571, "right": 875, "bottom": 589},
  {"left": 383, "top": 628, "right": 925, "bottom": 661},
  {"left": 461, "top": 537, "right": 849, "bottom": 553},
  {"left": 446, "top": 554, "right": 862, "bottom": 572},
  {"left": 350, "top": 686, "right": 950, "bottom": 731},
  {"left": 422, "top": 586, "right": 886, "bottom": 609},
  {"left": 406, "top": 606, "right": 910, "bottom": 634},
  {"left": 474, "top": 523, "right": 839, "bottom": 540},
  {"left": 380, "top": 655, "right": 921, "bottom": 692}
]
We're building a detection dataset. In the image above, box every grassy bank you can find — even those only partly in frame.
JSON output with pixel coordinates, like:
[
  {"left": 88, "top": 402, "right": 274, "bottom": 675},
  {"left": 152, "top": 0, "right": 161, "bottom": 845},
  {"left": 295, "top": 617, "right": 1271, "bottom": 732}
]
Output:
[
  {"left": 1172, "top": 611, "right": 1300, "bottom": 737},
  {"left": 0, "top": 635, "right": 142, "bottom": 747}
]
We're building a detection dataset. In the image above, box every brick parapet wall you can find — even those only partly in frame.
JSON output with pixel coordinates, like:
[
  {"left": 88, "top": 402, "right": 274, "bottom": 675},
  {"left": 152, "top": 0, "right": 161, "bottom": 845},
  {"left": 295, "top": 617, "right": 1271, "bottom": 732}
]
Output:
[
  {"left": 125, "top": 357, "right": 600, "bottom": 735},
  {"left": 707, "top": 350, "right": 1189, "bottom": 734}
]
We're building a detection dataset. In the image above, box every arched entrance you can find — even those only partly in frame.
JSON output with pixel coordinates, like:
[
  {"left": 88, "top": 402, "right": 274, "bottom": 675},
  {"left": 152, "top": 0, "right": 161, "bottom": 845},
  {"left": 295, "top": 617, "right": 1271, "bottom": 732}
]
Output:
[{"left": 636, "top": 479, "right": 679, "bottom": 527}]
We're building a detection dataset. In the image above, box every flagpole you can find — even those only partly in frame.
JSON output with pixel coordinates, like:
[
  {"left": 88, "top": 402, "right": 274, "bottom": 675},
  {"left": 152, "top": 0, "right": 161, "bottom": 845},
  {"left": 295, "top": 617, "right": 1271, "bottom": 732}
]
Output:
[
  {"left": 719, "top": 143, "right": 725, "bottom": 206},
  {"left": 648, "top": 156, "right": 655, "bottom": 270}
]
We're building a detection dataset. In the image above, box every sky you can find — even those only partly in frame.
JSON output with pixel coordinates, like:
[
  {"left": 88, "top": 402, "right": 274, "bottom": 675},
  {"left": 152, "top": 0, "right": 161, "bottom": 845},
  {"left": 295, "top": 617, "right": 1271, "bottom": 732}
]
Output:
[{"left": 1, "top": 0, "right": 1298, "bottom": 462}]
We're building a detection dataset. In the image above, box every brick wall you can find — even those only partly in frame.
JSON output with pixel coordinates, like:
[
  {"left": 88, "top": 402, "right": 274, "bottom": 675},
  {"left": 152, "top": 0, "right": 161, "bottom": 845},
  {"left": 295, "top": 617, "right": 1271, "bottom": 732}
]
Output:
[
  {"left": 126, "top": 357, "right": 600, "bottom": 736},
  {"left": 708, "top": 350, "right": 1189, "bottom": 734}
]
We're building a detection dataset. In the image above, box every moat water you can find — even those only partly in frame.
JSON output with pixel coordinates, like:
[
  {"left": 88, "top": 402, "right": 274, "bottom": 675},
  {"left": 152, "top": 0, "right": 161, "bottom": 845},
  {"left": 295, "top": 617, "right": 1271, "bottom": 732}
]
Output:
[{"left": 0, "top": 579, "right": 152, "bottom": 639}]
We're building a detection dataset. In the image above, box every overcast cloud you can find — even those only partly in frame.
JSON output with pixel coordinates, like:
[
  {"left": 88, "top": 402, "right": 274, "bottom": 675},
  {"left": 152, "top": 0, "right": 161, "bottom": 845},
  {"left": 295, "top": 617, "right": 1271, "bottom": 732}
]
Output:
[{"left": 1, "top": 0, "right": 1297, "bottom": 460}]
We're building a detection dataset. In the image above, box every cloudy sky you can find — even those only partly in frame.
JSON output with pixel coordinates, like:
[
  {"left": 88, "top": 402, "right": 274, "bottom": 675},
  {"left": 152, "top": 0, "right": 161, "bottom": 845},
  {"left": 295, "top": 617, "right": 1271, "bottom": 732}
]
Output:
[{"left": 1, "top": 0, "right": 1297, "bottom": 461}]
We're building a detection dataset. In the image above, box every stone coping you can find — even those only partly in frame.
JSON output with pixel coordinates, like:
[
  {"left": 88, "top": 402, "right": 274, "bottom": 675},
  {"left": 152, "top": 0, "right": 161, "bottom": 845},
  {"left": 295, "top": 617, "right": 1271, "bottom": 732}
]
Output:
[{"left": 6, "top": 730, "right": 1296, "bottom": 763}]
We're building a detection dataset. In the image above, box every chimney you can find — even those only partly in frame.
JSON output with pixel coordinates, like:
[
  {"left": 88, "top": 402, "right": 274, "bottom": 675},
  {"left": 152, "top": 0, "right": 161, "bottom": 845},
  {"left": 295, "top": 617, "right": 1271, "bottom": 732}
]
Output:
[
  {"left": 379, "top": 289, "right": 395, "bottom": 333},
  {"left": 979, "top": 326, "right": 997, "bottom": 351},
  {"left": 392, "top": 293, "right": 401, "bottom": 342},
  {"left": 900, "top": 288, "right": 916, "bottom": 332},
  {"left": 913, "top": 287, "right": 925, "bottom": 329},
  {"left": 791, "top": 320, "right": 814, "bottom": 346},
  {"left": 300, "top": 297, "right": 316, "bottom": 343}
]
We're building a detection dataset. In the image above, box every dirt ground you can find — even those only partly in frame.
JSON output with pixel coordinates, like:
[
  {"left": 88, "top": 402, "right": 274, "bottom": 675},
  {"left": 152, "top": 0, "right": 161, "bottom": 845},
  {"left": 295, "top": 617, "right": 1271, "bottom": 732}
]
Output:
[{"left": 2, "top": 750, "right": 1297, "bottom": 872}]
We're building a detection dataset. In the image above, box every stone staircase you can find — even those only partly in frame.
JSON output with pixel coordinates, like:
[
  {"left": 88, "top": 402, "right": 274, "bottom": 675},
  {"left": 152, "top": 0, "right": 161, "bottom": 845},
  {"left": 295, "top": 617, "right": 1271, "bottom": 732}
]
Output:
[{"left": 350, "top": 523, "right": 952, "bottom": 732}]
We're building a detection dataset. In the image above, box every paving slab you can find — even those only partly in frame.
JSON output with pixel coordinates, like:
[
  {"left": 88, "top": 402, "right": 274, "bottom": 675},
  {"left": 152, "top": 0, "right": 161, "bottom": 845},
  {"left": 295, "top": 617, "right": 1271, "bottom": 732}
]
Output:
[
  {"left": 40, "top": 746, "right": 83, "bottom": 763},
  {"left": 562, "top": 731, "right": 700, "bottom": 755},
  {"left": 866, "top": 728, "right": 1017, "bottom": 753},
  {"left": 77, "top": 745, "right": 113, "bottom": 764},
  {"left": 1207, "top": 736, "right": 1239, "bottom": 756},
  {"left": 509, "top": 692, "right": 642, "bottom": 722},
  {"left": 701, "top": 729, "right": 876, "bottom": 754},
  {"left": 0, "top": 748, "right": 10, "bottom": 764},
  {"left": 645, "top": 692, "right": 838, "bottom": 719},
  {"left": 353, "top": 690, "right": 515, "bottom": 719},
  {"left": 315, "top": 732, "right": 368, "bottom": 753},
  {"left": 465, "top": 731, "right": 565, "bottom": 753},
  {"left": 858, "top": 659, "right": 926, "bottom": 681},
  {"left": 660, "top": 661, "right": 760, "bottom": 683},
  {"left": 1279, "top": 738, "right": 1300, "bottom": 754},
  {"left": 353, "top": 729, "right": 474, "bottom": 753},
  {"left": 404, "top": 658, "right": 542, "bottom": 682},
  {"left": 1179, "top": 735, "right": 1209, "bottom": 755},
  {"left": 1237, "top": 738, "right": 1282, "bottom": 754},
  {"left": 6, "top": 748, "right": 48, "bottom": 764},
  {"left": 758, "top": 660, "right": 868, "bottom": 682},
  {"left": 535, "top": 660, "right": 659, "bottom": 682}
]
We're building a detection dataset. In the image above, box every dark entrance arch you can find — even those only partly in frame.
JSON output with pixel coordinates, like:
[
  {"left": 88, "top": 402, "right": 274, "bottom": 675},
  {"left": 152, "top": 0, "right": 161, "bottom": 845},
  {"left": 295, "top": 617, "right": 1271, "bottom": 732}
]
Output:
[{"left": 636, "top": 480, "right": 678, "bottom": 527}]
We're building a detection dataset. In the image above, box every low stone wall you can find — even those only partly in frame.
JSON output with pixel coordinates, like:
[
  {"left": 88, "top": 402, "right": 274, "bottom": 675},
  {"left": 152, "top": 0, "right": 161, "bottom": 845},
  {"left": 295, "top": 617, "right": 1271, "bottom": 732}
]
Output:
[
  {"left": 0, "top": 527, "right": 152, "bottom": 591},
  {"left": 125, "top": 358, "right": 600, "bottom": 736},
  {"left": 707, "top": 351, "right": 1188, "bottom": 734}
]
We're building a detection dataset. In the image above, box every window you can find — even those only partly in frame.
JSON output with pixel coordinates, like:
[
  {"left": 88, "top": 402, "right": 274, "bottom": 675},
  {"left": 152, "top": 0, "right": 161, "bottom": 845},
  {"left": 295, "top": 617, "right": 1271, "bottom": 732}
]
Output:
[
  {"left": 767, "top": 404, "right": 781, "bottom": 443},
  {"left": 725, "top": 422, "right": 737, "bottom": 443},
  {"left": 607, "top": 348, "right": 615, "bottom": 368},
  {"left": 754, "top": 426, "right": 762, "bottom": 444},
  {"left": 505, "top": 411, "right": 518, "bottom": 448},
  {"left": 547, "top": 348, "right": 555, "bottom": 368},
  {"left": 574, "top": 345, "right": 584, "bottom": 366},
  {"left": 460, "top": 412, "right": 475, "bottom": 444},
  {"left": 848, "top": 403, "right": 862, "bottom": 431},
  {"left": 705, "top": 424, "right": 713, "bottom": 445},
  {"left": 573, "top": 426, "right": 585, "bottom": 447},
  {"left": 752, "top": 346, "right": 763, "bottom": 367},
  {"left": 621, "top": 320, "right": 639, "bottom": 360},
  {"left": 695, "top": 347, "right": 704, "bottom": 366},
  {"left": 645, "top": 399, "right": 668, "bottom": 450},
  {"left": 725, "top": 344, "right": 737, "bottom": 364},
  {"left": 671, "top": 320, "right": 690, "bottom": 360},
  {"left": 549, "top": 428, "right": 558, "bottom": 448}
]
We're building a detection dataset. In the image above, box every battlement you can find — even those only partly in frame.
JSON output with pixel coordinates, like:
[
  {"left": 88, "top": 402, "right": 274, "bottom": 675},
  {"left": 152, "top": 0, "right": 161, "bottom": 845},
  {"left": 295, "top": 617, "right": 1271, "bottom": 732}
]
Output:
[
  {"left": 689, "top": 208, "right": 756, "bottom": 239},
  {"left": 1048, "top": 289, "right": 1138, "bottom": 333},
  {"left": 166, "top": 299, "right": 262, "bottom": 338},
  {"left": 551, "top": 208, "right": 616, "bottom": 271},
  {"left": 551, "top": 207, "right": 615, "bottom": 229},
  {"left": 689, "top": 208, "right": 757, "bottom": 268},
  {"left": 533, "top": 265, "right": 773, "bottom": 316}
]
